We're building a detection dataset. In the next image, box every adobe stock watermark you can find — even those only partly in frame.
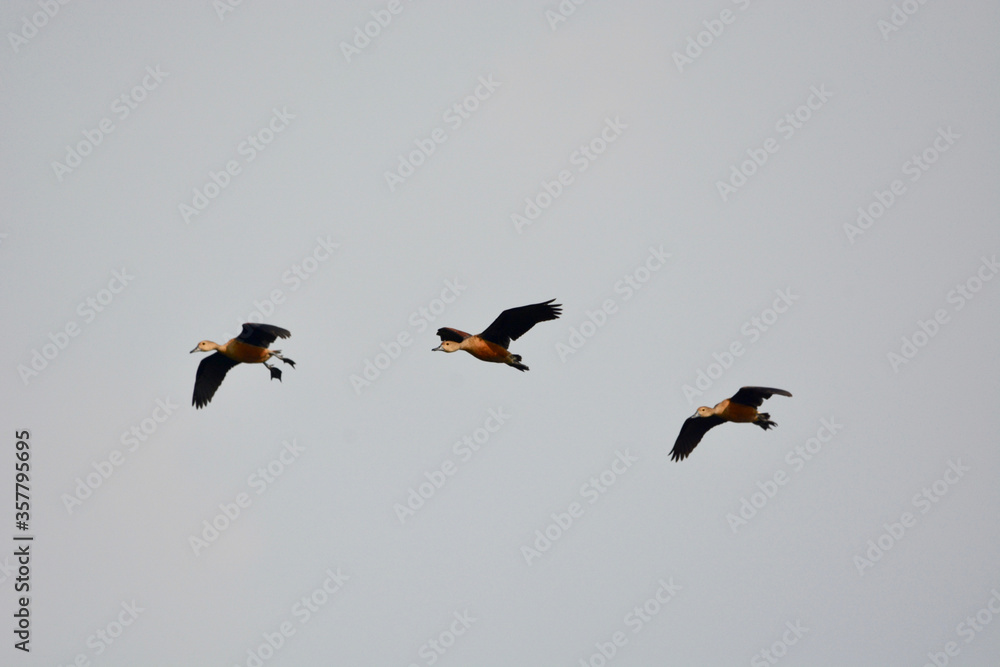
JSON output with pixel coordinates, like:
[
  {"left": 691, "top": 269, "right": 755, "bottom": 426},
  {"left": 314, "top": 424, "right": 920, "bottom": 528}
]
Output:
[
  {"left": 406, "top": 610, "right": 477, "bottom": 667},
  {"left": 681, "top": 287, "right": 798, "bottom": 404},
  {"left": 56, "top": 600, "right": 145, "bottom": 666},
  {"left": 51, "top": 65, "right": 168, "bottom": 182},
  {"left": 340, "top": 0, "right": 415, "bottom": 62},
  {"left": 521, "top": 449, "right": 638, "bottom": 566},
  {"left": 213, "top": 0, "right": 248, "bottom": 22},
  {"left": 886, "top": 254, "right": 997, "bottom": 373},
  {"left": 750, "top": 620, "right": 809, "bottom": 667},
  {"left": 179, "top": 106, "right": 295, "bottom": 223},
  {"left": 716, "top": 84, "right": 832, "bottom": 202},
  {"left": 394, "top": 407, "right": 510, "bottom": 524},
  {"left": 544, "top": 0, "right": 590, "bottom": 31},
  {"left": 853, "top": 459, "right": 969, "bottom": 576},
  {"left": 17, "top": 268, "right": 135, "bottom": 386},
  {"left": 920, "top": 585, "right": 1000, "bottom": 667},
  {"left": 672, "top": 0, "right": 756, "bottom": 73},
  {"left": 8, "top": 0, "right": 73, "bottom": 54},
  {"left": 726, "top": 417, "right": 843, "bottom": 534},
  {"left": 877, "top": 0, "right": 933, "bottom": 40},
  {"left": 188, "top": 439, "right": 305, "bottom": 557},
  {"left": 349, "top": 277, "right": 466, "bottom": 395},
  {"left": 844, "top": 126, "right": 959, "bottom": 244},
  {"left": 511, "top": 116, "right": 627, "bottom": 234},
  {"left": 61, "top": 397, "right": 178, "bottom": 514},
  {"left": 232, "top": 566, "right": 350, "bottom": 667},
  {"left": 384, "top": 75, "right": 501, "bottom": 192},
  {"left": 578, "top": 577, "right": 682, "bottom": 667},
  {"left": 555, "top": 245, "right": 670, "bottom": 361}
]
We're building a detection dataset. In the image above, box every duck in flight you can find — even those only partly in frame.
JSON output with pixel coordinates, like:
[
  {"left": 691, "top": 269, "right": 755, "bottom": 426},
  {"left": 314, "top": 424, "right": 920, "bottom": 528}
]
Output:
[
  {"left": 190, "top": 323, "right": 295, "bottom": 408},
  {"left": 670, "top": 386, "right": 792, "bottom": 461},
  {"left": 433, "top": 299, "right": 562, "bottom": 371}
]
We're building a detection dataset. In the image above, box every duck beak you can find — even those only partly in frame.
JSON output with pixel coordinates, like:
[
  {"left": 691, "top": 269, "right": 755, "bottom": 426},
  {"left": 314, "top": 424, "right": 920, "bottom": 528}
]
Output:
[
  {"left": 431, "top": 344, "right": 443, "bottom": 352},
  {"left": 190, "top": 346, "right": 200, "bottom": 353}
]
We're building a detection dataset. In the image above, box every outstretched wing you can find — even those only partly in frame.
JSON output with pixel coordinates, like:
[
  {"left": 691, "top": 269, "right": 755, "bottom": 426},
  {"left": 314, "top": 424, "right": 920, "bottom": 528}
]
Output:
[
  {"left": 236, "top": 323, "right": 291, "bottom": 348},
  {"left": 435, "top": 327, "right": 471, "bottom": 343},
  {"left": 729, "top": 386, "right": 792, "bottom": 408},
  {"left": 193, "top": 352, "right": 239, "bottom": 408},
  {"left": 670, "top": 415, "right": 725, "bottom": 461},
  {"left": 478, "top": 299, "right": 562, "bottom": 348}
]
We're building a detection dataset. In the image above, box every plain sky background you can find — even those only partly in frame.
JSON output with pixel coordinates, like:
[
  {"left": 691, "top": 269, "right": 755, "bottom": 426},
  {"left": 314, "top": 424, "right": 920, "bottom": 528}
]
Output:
[{"left": 2, "top": 1, "right": 999, "bottom": 665}]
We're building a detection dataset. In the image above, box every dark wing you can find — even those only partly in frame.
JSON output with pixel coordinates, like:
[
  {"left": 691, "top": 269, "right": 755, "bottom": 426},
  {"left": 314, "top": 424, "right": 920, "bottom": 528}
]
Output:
[
  {"left": 670, "top": 415, "right": 725, "bottom": 461},
  {"left": 192, "top": 352, "right": 240, "bottom": 408},
  {"left": 236, "top": 323, "right": 290, "bottom": 348},
  {"left": 729, "top": 386, "right": 792, "bottom": 408},
  {"left": 436, "top": 327, "right": 471, "bottom": 343},
  {"left": 478, "top": 299, "right": 562, "bottom": 348}
]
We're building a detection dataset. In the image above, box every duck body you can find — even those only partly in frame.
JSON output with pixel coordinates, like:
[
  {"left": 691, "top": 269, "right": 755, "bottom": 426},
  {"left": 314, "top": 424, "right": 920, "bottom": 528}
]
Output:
[
  {"left": 217, "top": 338, "right": 274, "bottom": 364},
  {"left": 708, "top": 399, "right": 758, "bottom": 423},
  {"left": 435, "top": 330, "right": 526, "bottom": 368}
]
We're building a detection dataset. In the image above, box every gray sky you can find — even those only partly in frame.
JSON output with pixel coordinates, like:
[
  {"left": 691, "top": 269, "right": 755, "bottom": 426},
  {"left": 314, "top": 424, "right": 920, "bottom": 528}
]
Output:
[{"left": 2, "top": 1, "right": 999, "bottom": 665}]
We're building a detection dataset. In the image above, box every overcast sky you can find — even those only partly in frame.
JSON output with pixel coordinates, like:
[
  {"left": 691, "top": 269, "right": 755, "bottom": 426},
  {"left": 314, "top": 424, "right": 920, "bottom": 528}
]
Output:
[{"left": 2, "top": 1, "right": 999, "bottom": 665}]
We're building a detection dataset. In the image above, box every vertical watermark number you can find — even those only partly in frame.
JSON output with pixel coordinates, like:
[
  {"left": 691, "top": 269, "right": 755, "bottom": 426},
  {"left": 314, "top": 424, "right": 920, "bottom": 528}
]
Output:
[{"left": 13, "top": 429, "right": 32, "bottom": 652}]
